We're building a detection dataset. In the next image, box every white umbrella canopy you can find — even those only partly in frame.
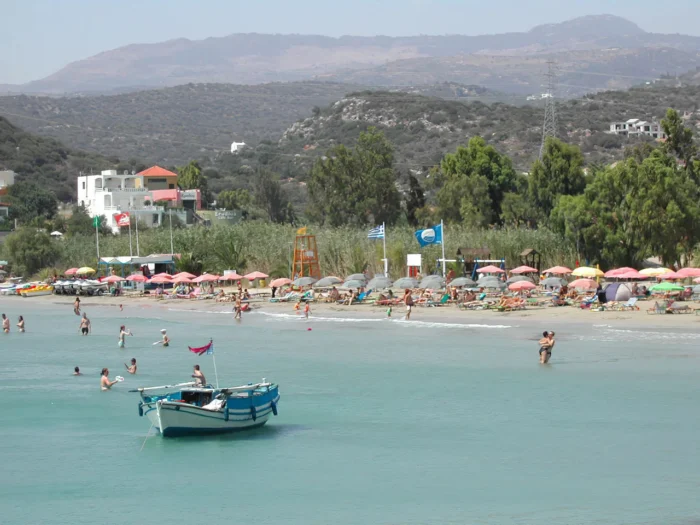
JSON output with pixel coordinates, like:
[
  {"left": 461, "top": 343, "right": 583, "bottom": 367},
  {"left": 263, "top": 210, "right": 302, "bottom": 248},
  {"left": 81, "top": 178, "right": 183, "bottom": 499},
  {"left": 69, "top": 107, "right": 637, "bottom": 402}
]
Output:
[
  {"left": 342, "top": 279, "right": 367, "bottom": 289},
  {"left": 419, "top": 275, "right": 446, "bottom": 289},
  {"left": 367, "top": 276, "right": 393, "bottom": 289},
  {"left": 346, "top": 273, "right": 368, "bottom": 282},
  {"left": 314, "top": 276, "right": 343, "bottom": 288},
  {"left": 449, "top": 277, "right": 477, "bottom": 288},
  {"left": 541, "top": 277, "right": 568, "bottom": 288},
  {"left": 394, "top": 277, "right": 419, "bottom": 289},
  {"left": 293, "top": 277, "right": 317, "bottom": 287}
]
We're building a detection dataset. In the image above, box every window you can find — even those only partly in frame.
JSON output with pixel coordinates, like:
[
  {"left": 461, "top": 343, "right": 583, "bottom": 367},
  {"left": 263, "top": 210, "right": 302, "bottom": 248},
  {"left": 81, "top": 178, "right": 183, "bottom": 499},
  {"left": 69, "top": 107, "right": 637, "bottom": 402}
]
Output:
[{"left": 82, "top": 181, "right": 86, "bottom": 190}]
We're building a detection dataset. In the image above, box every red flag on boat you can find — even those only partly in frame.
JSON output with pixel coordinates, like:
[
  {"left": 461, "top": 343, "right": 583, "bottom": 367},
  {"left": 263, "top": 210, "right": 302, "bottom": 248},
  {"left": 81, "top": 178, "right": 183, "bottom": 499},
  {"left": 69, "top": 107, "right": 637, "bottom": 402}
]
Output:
[
  {"left": 113, "top": 212, "right": 131, "bottom": 227},
  {"left": 188, "top": 340, "right": 214, "bottom": 356}
]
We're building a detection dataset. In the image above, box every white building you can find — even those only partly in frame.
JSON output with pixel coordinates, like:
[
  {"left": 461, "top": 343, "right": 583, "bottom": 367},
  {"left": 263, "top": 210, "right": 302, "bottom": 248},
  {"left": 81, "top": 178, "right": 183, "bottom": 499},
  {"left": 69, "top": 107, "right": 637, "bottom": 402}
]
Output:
[
  {"left": 609, "top": 119, "right": 667, "bottom": 139},
  {"left": 77, "top": 169, "right": 165, "bottom": 233},
  {"left": 0, "top": 170, "right": 16, "bottom": 189},
  {"left": 231, "top": 141, "right": 246, "bottom": 153}
]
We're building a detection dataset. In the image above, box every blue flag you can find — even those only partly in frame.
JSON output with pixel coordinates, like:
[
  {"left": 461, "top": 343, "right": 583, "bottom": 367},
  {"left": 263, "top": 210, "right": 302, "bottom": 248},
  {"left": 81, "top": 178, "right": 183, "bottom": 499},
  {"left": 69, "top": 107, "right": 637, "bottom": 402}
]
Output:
[{"left": 414, "top": 224, "right": 443, "bottom": 247}]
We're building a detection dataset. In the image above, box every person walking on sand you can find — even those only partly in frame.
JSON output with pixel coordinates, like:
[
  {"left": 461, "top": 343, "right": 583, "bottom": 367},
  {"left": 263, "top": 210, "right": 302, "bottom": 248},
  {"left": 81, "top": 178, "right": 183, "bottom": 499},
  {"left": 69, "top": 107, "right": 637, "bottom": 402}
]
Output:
[
  {"left": 2, "top": 314, "right": 10, "bottom": 333},
  {"left": 118, "top": 325, "right": 132, "bottom": 348},
  {"left": 403, "top": 289, "right": 414, "bottom": 320},
  {"left": 100, "top": 368, "right": 119, "bottom": 391},
  {"left": 79, "top": 313, "right": 91, "bottom": 336},
  {"left": 124, "top": 358, "right": 137, "bottom": 374},
  {"left": 17, "top": 316, "right": 25, "bottom": 333},
  {"left": 74, "top": 297, "right": 81, "bottom": 316}
]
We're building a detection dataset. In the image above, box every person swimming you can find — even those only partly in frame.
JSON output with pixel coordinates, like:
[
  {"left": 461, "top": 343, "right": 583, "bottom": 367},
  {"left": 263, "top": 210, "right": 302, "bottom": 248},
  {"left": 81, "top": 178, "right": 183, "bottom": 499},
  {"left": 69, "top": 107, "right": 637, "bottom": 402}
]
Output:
[
  {"left": 100, "top": 368, "right": 119, "bottom": 391},
  {"left": 124, "top": 358, "right": 137, "bottom": 374},
  {"left": 79, "top": 314, "right": 91, "bottom": 336},
  {"left": 118, "top": 325, "right": 132, "bottom": 348},
  {"left": 2, "top": 313, "right": 10, "bottom": 333},
  {"left": 17, "top": 316, "right": 25, "bottom": 333},
  {"left": 73, "top": 366, "right": 81, "bottom": 376}
]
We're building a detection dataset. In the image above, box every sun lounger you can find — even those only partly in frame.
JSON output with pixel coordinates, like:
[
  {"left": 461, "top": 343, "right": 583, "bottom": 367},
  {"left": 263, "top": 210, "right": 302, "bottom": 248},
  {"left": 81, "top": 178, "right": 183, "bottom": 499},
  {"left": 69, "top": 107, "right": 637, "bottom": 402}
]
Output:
[
  {"left": 669, "top": 303, "right": 692, "bottom": 314},
  {"left": 611, "top": 297, "right": 638, "bottom": 311},
  {"left": 269, "top": 292, "right": 299, "bottom": 303},
  {"left": 421, "top": 294, "right": 449, "bottom": 307},
  {"left": 646, "top": 301, "right": 667, "bottom": 314}
]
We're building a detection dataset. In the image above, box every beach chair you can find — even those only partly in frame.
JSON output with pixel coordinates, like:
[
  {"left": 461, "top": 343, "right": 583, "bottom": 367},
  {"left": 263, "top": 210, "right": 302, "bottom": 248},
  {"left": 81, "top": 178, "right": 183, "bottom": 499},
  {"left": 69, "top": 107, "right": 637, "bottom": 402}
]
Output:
[
  {"left": 669, "top": 303, "right": 692, "bottom": 314},
  {"left": 616, "top": 297, "right": 638, "bottom": 311},
  {"left": 646, "top": 301, "right": 667, "bottom": 314},
  {"left": 424, "top": 294, "right": 449, "bottom": 307},
  {"left": 353, "top": 289, "right": 373, "bottom": 304},
  {"left": 269, "top": 292, "right": 299, "bottom": 303}
]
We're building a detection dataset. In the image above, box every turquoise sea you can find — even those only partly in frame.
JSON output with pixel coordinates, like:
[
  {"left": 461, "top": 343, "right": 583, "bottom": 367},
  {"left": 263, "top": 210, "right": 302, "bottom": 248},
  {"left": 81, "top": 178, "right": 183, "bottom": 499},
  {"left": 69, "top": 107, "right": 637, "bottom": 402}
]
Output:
[{"left": 1, "top": 300, "right": 699, "bottom": 524}]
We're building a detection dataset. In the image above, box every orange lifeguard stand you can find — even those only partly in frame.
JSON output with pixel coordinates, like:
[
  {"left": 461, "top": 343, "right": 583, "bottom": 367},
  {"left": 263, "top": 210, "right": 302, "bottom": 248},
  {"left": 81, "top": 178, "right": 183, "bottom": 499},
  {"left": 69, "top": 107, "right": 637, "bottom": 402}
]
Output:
[{"left": 292, "top": 234, "right": 321, "bottom": 279}]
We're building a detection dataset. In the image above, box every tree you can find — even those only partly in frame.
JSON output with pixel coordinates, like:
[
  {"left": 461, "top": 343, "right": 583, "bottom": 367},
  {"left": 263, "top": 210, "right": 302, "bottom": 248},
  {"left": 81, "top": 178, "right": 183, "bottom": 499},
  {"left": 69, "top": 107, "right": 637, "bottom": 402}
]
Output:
[
  {"left": 661, "top": 108, "right": 696, "bottom": 169},
  {"left": 4, "top": 228, "right": 61, "bottom": 275},
  {"left": 434, "top": 137, "right": 517, "bottom": 227},
  {"left": 7, "top": 181, "right": 58, "bottom": 224},
  {"left": 404, "top": 175, "right": 426, "bottom": 227},
  {"left": 66, "top": 205, "right": 110, "bottom": 236},
  {"left": 217, "top": 189, "right": 252, "bottom": 211},
  {"left": 528, "top": 138, "right": 586, "bottom": 219},
  {"left": 177, "top": 160, "right": 210, "bottom": 205},
  {"left": 254, "top": 169, "right": 294, "bottom": 224},
  {"left": 307, "top": 128, "right": 401, "bottom": 227},
  {"left": 500, "top": 192, "right": 538, "bottom": 227}
]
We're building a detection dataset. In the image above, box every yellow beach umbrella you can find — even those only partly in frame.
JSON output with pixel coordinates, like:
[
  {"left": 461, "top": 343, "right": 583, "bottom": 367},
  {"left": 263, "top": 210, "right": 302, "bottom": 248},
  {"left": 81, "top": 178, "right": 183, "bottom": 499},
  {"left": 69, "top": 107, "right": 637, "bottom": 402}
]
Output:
[
  {"left": 76, "top": 267, "right": 96, "bottom": 275},
  {"left": 571, "top": 266, "right": 604, "bottom": 278},
  {"left": 639, "top": 267, "right": 672, "bottom": 277}
]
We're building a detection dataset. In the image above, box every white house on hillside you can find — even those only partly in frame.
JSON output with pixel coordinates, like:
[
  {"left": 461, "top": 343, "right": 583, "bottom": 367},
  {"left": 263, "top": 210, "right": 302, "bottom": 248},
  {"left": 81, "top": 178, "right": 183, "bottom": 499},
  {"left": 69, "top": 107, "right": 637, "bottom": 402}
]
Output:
[
  {"left": 609, "top": 119, "right": 666, "bottom": 139},
  {"left": 231, "top": 141, "right": 246, "bottom": 153},
  {"left": 77, "top": 169, "right": 165, "bottom": 233}
]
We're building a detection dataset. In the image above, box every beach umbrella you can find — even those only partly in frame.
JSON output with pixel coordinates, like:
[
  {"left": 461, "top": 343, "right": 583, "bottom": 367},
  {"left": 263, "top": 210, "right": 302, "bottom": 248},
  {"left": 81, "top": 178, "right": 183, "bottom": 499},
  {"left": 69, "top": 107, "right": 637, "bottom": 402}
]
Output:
[
  {"left": 639, "top": 267, "right": 672, "bottom": 277},
  {"left": 173, "top": 272, "right": 196, "bottom": 280},
  {"left": 394, "top": 277, "right": 419, "bottom": 289},
  {"left": 604, "top": 267, "right": 637, "bottom": 278},
  {"left": 616, "top": 270, "right": 644, "bottom": 279},
  {"left": 244, "top": 271, "right": 269, "bottom": 280},
  {"left": 65, "top": 268, "right": 79, "bottom": 276},
  {"left": 172, "top": 276, "right": 193, "bottom": 284},
  {"left": 510, "top": 265, "right": 538, "bottom": 274},
  {"left": 569, "top": 278, "right": 598, "bottom": 290},
  {"left": 221, "top": 271, "right": 244, "bottom": 281},
  {"left": 506, "top": 275, "right": 534, "bottom": 285},
  {"left": 76, "top": 267, "right": 96, "bottom": 275},
  {"left": 509, "top": 281, "right": 536, "bottom": 291},
  {"left": 293, "top": 276, "right": 317, "bottom": 287},
  {"left": 269, "top": 278, "right": 292, "bottom": 288},
  {"left": 476, "top": 265, "right": 505, "bottom": 274},
  {"left": 544, "top": 266, "right": 572, "bottom": 275},
  {"left": 571, "top": 266, "right": 604, "bottom": 278},
  {"left": 50, "top": 231, "right": 63, "bottom": 237},
  {"left": 314, "top": 276, "right": 343, "bottom": 288},
  {"left": 104, "top": 275, "right": 125, "bottom": 283},
  {"left": 649, "top": 282, "right": 684, "bottom": 292},
  {"left": 193, "top": 274, "right": 220, "bottom": 283},
  {"left": 541, "top": 277, "right": 568, "bottom": 288},
  {"left": 342, "top": 279, "right": 366, "bottom": 289},
  {"left": 477, "top": 276, "right": 506, "bottom": 289},
  {"left": 658, "top": 271, "right": 683, "bottom": 280},
  {"left": 448, "top": 277, "right": 477, "bottom": 288},
  {"left": 126, "top": 274, "right": 148, "bottom": 282},
  {"left": 367, "top": 276, "right": 393, "bottom": 289},
  {"left": 419, "top": 275, "right": 446, "bottom": 289},
  {"left": 150, "top": 275, "right": 173, "bottom": 284},
  {"left": 346, "top": 273, "right": 368, "bottom": 282},
  {"left": 676, "top": 268, "right": 700, "bottom": 278}
]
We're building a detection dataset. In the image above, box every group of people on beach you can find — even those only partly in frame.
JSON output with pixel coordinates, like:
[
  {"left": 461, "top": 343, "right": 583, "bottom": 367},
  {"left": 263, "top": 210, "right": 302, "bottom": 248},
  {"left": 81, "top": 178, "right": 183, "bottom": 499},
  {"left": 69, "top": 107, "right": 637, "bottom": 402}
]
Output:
[{"left": 1, "top": 313, "right": 25, "bottom": 333}]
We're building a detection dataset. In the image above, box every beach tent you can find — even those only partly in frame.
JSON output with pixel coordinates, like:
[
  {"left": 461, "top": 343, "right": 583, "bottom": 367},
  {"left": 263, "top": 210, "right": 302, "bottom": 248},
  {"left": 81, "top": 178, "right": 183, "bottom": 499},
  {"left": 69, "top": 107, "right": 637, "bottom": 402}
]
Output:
[{"left": 603, "top": 282, "right": 632, "bottom": 302}]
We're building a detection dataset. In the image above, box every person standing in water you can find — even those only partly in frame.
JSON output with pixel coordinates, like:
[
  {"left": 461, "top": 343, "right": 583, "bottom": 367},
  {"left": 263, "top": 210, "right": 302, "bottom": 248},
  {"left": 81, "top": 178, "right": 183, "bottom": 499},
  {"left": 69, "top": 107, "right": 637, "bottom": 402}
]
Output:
[
  {"left": 17, "top": 316, "right": 25, "bottom": 333},
  {"left": 403, "top": 289, "right": 414, "bottom": 320},
  {"left": 100, "top": 368, "right": 119, "bottom": 391},
  {"left": 74, "top": 297, "right": 81, "bottom": 316},
  {"left": 539, "top": 330, "right": 555, "bottom": 364},
  {"left": 158, "top": 329, "right": 170, "bottom": 347},
  {"left": 191, "top": 364, "right": 206, "bottom": 386},
  {"left": 303, "top": 301, "right": 311, "bottom": 319},
  {"left": 79, "top": 314, "right": 91, "bottom": 336},
  {"left": 118, "top": 325, "right": 132, "bottom": 348},
  {"left": 124, "top": 358, "right": 137, "bottom": 374},
  {"left": 234, "top": 296, "right": 242, "bottom": 320},
  {"left": 2, "top": 314, "right": 10, "bottom": 333},
  {"left": 73, "top": 366, "right": 82, "bottom": 376},
  {"left": 545, "top": 331, "right": 555, "bottom": 363}
]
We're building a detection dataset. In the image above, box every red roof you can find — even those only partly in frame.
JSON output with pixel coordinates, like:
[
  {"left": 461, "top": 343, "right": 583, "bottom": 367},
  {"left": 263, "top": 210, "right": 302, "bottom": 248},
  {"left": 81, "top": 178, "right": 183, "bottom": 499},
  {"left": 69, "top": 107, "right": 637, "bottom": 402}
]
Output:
[{"left": 137, "top": 165, "right": 178, "bottom": 177}]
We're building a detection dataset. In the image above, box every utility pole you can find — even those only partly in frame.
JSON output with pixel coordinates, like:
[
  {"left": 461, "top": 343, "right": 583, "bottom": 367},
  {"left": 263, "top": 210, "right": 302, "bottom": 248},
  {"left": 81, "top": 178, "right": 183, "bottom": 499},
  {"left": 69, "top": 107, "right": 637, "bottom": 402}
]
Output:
[{"left": 539, "top": 60, "right": 558, "bottom": 159}]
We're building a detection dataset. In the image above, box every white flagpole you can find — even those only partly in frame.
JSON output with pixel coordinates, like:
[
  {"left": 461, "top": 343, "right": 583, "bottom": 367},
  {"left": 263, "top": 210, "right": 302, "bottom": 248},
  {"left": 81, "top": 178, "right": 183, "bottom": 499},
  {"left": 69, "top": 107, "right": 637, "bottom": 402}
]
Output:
[
  {"left": 135, "top": 212, "right": 140, "bottom": 256},
  {"left": 169, "top": 208, "right": 174, "bottom": 255},
  {"left": 95, "top": 218, "right": 100, "bottom": 261},
  {"left": 440, "top": 219, "right": 446, "bottom": 277},
  {"left": 128, "top": 215, "right": 133, "bottom": 258},
  {"left": 382, "top": 222, "right": 388, "bottom": 277}
]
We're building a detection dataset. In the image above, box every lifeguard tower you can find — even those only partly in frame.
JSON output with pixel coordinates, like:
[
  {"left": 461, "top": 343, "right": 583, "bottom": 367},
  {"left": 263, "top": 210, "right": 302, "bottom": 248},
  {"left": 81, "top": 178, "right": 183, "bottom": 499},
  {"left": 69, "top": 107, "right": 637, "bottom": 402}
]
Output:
[{"left": 291, "top": 233, "right": 321, "bottom": 279}]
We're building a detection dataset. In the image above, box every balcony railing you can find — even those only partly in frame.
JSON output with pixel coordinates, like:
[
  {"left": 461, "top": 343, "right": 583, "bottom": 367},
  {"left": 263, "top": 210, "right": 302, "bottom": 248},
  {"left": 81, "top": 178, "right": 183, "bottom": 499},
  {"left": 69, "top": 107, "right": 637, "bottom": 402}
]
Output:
[{"left": 95, "top": 187, "right": 148, "bottom": 193}]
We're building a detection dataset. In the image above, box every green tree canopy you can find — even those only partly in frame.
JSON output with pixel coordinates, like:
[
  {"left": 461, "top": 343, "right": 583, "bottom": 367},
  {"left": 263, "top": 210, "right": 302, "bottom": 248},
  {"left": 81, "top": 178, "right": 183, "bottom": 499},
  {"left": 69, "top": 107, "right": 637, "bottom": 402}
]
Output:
[
  {"left": 434, "top": 136, "right": 517, "bottom": 227},
  {"left": 404, "top": 174, "right": 426, "bottom": 227},
  {"left": 177, "top": 160, "right": 210, "bottom": 205},
  {"left": 217, "top": 189, "right": 252, "bottom": 211},
  {"left": 7, "top": 180, "right": 58, "bottom": 224},
  {"left": 4, "top": 227, "right": 61, "bottom": 275},
  {"left": 528, "top": 138, "right": 586, "bottom": 219},
  {"left": 66, "top": 205, "right": 110, "bottom": 236},
  {"left": 254, "top": 169, "right": 295, "bottom": 224},
  {"left": 307, "top": 127, "right": 401, "bottom": 227}
]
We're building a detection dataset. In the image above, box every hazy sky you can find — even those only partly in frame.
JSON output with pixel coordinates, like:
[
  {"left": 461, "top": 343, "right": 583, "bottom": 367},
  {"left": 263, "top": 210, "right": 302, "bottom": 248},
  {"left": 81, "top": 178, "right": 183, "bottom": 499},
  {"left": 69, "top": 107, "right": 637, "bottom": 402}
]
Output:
[{"left": 2, "top": 0, "right": 699, "bottom": 84}]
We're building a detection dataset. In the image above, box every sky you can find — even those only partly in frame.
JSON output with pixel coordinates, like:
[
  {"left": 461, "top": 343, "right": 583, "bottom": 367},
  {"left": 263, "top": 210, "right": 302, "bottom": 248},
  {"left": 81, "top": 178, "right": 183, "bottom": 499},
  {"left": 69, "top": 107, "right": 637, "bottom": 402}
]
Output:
[{"left": 2, "top": 0, "right": 699, "bottom": 84}]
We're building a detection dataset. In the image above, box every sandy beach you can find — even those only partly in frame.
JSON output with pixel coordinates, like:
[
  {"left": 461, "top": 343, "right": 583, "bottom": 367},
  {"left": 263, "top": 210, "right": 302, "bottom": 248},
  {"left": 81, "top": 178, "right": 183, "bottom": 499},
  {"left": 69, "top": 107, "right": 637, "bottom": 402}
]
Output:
[{"left": 10, "top": 291, "right": 700, "bottom": 332}]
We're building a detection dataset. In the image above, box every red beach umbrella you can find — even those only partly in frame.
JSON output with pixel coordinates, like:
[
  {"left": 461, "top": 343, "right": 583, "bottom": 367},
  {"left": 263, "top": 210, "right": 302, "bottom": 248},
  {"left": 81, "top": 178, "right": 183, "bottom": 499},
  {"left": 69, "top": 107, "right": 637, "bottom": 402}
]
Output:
[
  {"left": 104, "top": 275, "right": 125, "bottom": 283},
  {"left": 244, "top": 271, "right": 269, "bottom": 280},
  {"left": 508, "top": 281, "right": 536, "bottom": 291},
  {"left": 569, "top": 278, "right": 598, "bottom": 290},
  {"left": 173, "top": 272, "right": 196, "bottom": 280},
  {"left": 65, "top": 268, "right": 79, "bottom": 275},
  {"left": 676, "top": 268, "right": 700, "bottom": 278},
  {"left": 150, "top": 275, "right": 173, "bottom": 284},
  {"left": 510, "top": 265, "right": 538, "bottom": 274},
  {"left": 476, "top": 265, "right": 505, "bottom": 274},
  {"left": 604, "top": 267, "right": 637, "bottom": 278},
  {"left": 615, "top": 270, "right": 644, "bottom": 279},
  {"left": 126, "top": 274, "right": 148, "bottom": 282},
  {"left": 269, "top": 278, "right": 292, "bottom": 288},
  {"left": 544, "top": 266, "right": 572, "bottom": 274},
  {"left": 658, "top": 271, "right": 683, "bottom": 280}
]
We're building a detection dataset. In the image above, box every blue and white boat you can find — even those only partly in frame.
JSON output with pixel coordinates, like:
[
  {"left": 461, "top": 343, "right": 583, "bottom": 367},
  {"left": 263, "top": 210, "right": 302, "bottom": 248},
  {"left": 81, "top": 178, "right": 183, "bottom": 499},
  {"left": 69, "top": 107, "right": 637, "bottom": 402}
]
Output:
[{"left": 136, "top": 381, "right": 280, "bottom": 437}]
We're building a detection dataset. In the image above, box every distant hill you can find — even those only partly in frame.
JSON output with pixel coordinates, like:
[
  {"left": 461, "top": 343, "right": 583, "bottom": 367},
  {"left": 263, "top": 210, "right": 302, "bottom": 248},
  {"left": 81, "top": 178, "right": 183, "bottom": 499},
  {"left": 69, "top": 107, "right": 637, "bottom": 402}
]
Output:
[
  {"left": 0, "top": 116, "right": 120, "bottom": 201},
  {"left": 10, "top": 15, "right": 700, "bottom": 95}
]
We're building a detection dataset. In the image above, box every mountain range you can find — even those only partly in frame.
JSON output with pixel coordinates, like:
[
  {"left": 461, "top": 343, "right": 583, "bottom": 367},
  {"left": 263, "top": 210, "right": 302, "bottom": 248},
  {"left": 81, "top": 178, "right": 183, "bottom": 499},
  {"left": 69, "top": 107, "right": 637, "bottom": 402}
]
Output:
[{"left": 5, "top": 15, "right": 700, "bottom": 96}]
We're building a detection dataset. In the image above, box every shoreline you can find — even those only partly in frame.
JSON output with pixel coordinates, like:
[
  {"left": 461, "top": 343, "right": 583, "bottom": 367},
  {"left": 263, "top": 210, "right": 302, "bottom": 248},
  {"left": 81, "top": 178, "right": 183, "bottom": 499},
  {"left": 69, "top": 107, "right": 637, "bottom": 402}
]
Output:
[{"left": 6, "top": 292, "right": 700, "bottom": 333}]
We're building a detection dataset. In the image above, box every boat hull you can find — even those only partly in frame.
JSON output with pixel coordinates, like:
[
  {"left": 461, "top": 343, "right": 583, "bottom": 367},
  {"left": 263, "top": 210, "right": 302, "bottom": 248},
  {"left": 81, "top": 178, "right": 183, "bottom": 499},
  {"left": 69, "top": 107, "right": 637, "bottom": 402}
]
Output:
[
  {"left": 20, "top": 289, "right": 54, "bottom": 297},
  {"left": 143, "top": 390, "right": 280, "bottom": 437}
]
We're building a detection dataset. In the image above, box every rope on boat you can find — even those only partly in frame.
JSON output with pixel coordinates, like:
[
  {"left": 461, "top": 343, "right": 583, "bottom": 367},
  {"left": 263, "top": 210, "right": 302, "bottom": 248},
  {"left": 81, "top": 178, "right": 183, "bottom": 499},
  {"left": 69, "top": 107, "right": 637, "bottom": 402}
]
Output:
[{"left": 140, "top": 421, "right": 155, "bottom": 452}]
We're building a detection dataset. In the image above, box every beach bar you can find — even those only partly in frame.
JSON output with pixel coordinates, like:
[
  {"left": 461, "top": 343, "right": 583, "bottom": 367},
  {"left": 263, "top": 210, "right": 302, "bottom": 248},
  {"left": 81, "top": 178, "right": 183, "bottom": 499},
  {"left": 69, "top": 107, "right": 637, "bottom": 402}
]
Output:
[{"left": 97, "top": 254, "right": 177, "bottom": 277}]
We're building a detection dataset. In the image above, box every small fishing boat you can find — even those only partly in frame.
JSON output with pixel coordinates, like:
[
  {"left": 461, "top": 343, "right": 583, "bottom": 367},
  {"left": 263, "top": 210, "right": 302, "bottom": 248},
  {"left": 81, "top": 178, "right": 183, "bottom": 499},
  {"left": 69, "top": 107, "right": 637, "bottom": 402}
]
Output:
[
  {"left": 20, "top": 284, "right": 54, "bottom": 297},
  {"left": 135, "top": 381, "right": 280, "bottom": 437}
]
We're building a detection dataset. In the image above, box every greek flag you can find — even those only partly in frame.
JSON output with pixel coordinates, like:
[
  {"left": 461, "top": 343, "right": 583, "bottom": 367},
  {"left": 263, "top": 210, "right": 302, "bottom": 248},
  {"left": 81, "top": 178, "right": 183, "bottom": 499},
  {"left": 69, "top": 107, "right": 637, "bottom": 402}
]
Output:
[{"left": 368, "top": 225, "right": 385, "bottom": 239}]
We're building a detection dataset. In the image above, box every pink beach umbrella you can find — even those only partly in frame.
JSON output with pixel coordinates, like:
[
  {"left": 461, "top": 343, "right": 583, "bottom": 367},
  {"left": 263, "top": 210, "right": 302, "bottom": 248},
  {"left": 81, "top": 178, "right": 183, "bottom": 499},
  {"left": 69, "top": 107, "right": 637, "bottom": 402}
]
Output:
[
  {"left": 65, "top": 268, "right": 79, "bottom": 276},
  {"left": 569, "top": 278, "right": 598, "bottom": 290},
  {"left": 193, "top": 274, "right": 220, "bottom": 283},
  {"left": 172, "top": 276, "right": 193, "bottom": 284},
  {"left": 615, "top": 270, "right": 644, "bottom": 279},
  {"left": 543, "top": 266, "right": 573, "bottom": 275},
  {"left": 173, "top": 272, "right": 196, "bottom": 280},
  {"left": 104, "top": 275, "right": 125, "bottom": 283},
  {"left": 149, "top": 275, "right": 173, "bottom": 284},
  {"left": 126, "top": 274, "right": 148, "bottom": 282},
  {"left": 693, "top": 277, "right": 700, "bottom": 284},
  {"left": 508, "top": 281, "right": 536, "bottom": 291},
  {"left": 476, "top": 265, "right": 505, "bottom": 274},
  {"left": 658, "top": 271, "right": 683, "bottom": 280},
  {"left": 269, "top": 277, "right": 292, "bottom": 288},
  {"left": 222, "top": 271, "right": 244, "bottom": 281},
  {"left": 151, "top": 272, "right": 173, "bottom": 279},
  {"left": 604, "top": 267, "right": 637, "bottom": 278},
  {"left": 244, "top": 271, "right": 269, "bottom": 280},
  {"left": 510, "top": 265, "right": 538, "bottom": 274},
  {"left": 677, "top": 268, "right": 700, "bottom": 278}
]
